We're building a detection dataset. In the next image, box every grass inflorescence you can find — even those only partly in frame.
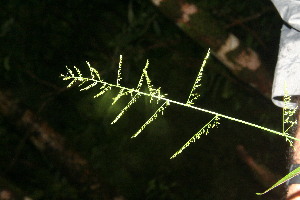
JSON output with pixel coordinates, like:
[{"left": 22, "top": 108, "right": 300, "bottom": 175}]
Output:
[{"left": 60, "top": 49, "right": 299, "bottom": 159}]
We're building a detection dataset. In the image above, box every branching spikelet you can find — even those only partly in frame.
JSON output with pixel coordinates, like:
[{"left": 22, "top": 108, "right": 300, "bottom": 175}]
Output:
[
  {"left": 66, "top": 66, "right": 74, "bottom": 77},
  {"left": 143, "top": 60, "right": 155, "bottom": 93},
  {"left": 186, "top": 49, "right": 210, "bottom": 105},
  {"left": 139, "top": 60, "right": 167, "bottom": 103},
  {"left": 111, "top": 93, "right": 141, "bottom": 124},
  {"left": 66, "top": 79, "right": 77, "bottom": 88},
  {"left": 86, "top": 61, "right": 101, "bottom": 80},
  {"left": 62, "top": 66, "right": 78, "bottom": 87},
  {"left": 136, "top": 60, "right": 149, "bottom": 91},
  {"left": 170, "top": 115, "right": 220, "bottom": 159},
  {"left": 94, "top": 85, "right": 112, "bottom": 98},
  {"left": 117, "top": 55, "right": 123, "bottom": 86},
  {"left": 283, "top": 85, "right": 298, "bottom": 146},
  {"left": 80, "top": 81, "right": 98, "bottom": 91},
  {"left": 110, "top": 58, "right": 168, "bottom": 126},
  {"left": 73, "top": 66, "right": 83, "bottom": 78},
  {"left": 112, "top": 89, "right": 137, "bottom": 105},
  {"left": 132, "top": 100, "right": 170, "bottom": 138},
  {"left": 112, "top": 88, "right": 125, "bottom": 105}
]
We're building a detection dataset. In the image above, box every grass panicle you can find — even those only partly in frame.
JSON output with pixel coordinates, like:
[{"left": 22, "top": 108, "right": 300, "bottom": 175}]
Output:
[{"left": 60, "top": 51, "right": 299, "bottom": 162}]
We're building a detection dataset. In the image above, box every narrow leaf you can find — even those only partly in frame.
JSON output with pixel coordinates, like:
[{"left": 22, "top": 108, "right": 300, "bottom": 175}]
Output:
[{"left": 256, "top": 166, "right": 300, "bottom": 195}]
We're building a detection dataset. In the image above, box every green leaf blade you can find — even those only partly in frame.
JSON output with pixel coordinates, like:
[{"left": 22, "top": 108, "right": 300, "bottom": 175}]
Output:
[{"left": 256, "top": 166, "right": 300, "bottom": 195}]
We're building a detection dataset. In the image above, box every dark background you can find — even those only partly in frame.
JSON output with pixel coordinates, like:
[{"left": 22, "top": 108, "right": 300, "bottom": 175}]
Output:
[{"left": 0, "top": 0, "right": 290, "bottom": 199}]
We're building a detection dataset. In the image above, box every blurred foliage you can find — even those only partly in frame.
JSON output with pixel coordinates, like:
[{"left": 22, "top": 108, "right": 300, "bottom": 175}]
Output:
[{"left": 0, "top": 0, "right": 288, "bottom": 199}]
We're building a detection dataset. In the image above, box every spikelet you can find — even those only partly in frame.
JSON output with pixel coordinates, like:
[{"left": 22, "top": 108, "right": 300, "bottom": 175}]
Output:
[
  {"left": 86, "top": 61, "right": 101, "bottom": 80},
  {"left": 117, "top": 55, "right": 123, "bottom": 86},
  {"left": 111, "top": 93, "right": 141, "bottom": 124},
  {"left": 132, "top": 100, "right": 170, "bottom": 138},
  {"left": 94, "top": 85, "right": 112, "bottom": 98},
  {"left": 282, "top": 84, "right": 298, "bottom": 146},
  {"left": 186, "top": 49, "right": 210, "bottom": 105},
  {"left": 80, "top": 81, "right": 98, "bottom": 91},
  {"left": 170, "top": 115, "right": 220, "bottom": 159},
  {"left": 73, "top": 66, "right": 82, "bottom": 78}
]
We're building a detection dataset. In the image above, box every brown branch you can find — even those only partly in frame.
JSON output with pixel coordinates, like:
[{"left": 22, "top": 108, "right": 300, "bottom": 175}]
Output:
[{"left": 0, "top": 89, "right": 116, "bottom": 200}]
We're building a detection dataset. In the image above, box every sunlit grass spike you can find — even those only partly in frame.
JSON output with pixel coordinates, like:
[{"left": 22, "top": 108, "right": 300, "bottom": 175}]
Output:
[
  {"left": 117, "top": 55, "right": 123, "bottom": 86},
  {"left": 170, "top": 115, "right": 220, "bottom": 159},
  {"left": 66, "top": 66, "right": 74, "bottom": 77},
  {"left": 282, "top": 85, "right": 298, "bottom": 146},
  {"left": 86, "top": 61, "right": 101, "bottom": 80},
  {"left": 132, "top": 100, "right": 170, "bottom": 138},
  {"left": 112, "top": 88, "right": 126, "bottom": 105},
  {"left": 136, "top": 60, "right": 149, "bottom": 91},
  {"left": 73, "top": 66, "right": 82, "bottom": 77},
  {"left": 186, "top": 48, "right": 210, "bottom": 105},
  {"left": 94, "top": 85, "right": 111, "bottom": 98},
  {"left": 67, "top": 79, "right": 77, "bottom": 88},
  {"left": 80, "top": 81, "right": 98, "bottom": 91},
  {"left": 111, "top": 93, "right": 141, "bottom": 124}
]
